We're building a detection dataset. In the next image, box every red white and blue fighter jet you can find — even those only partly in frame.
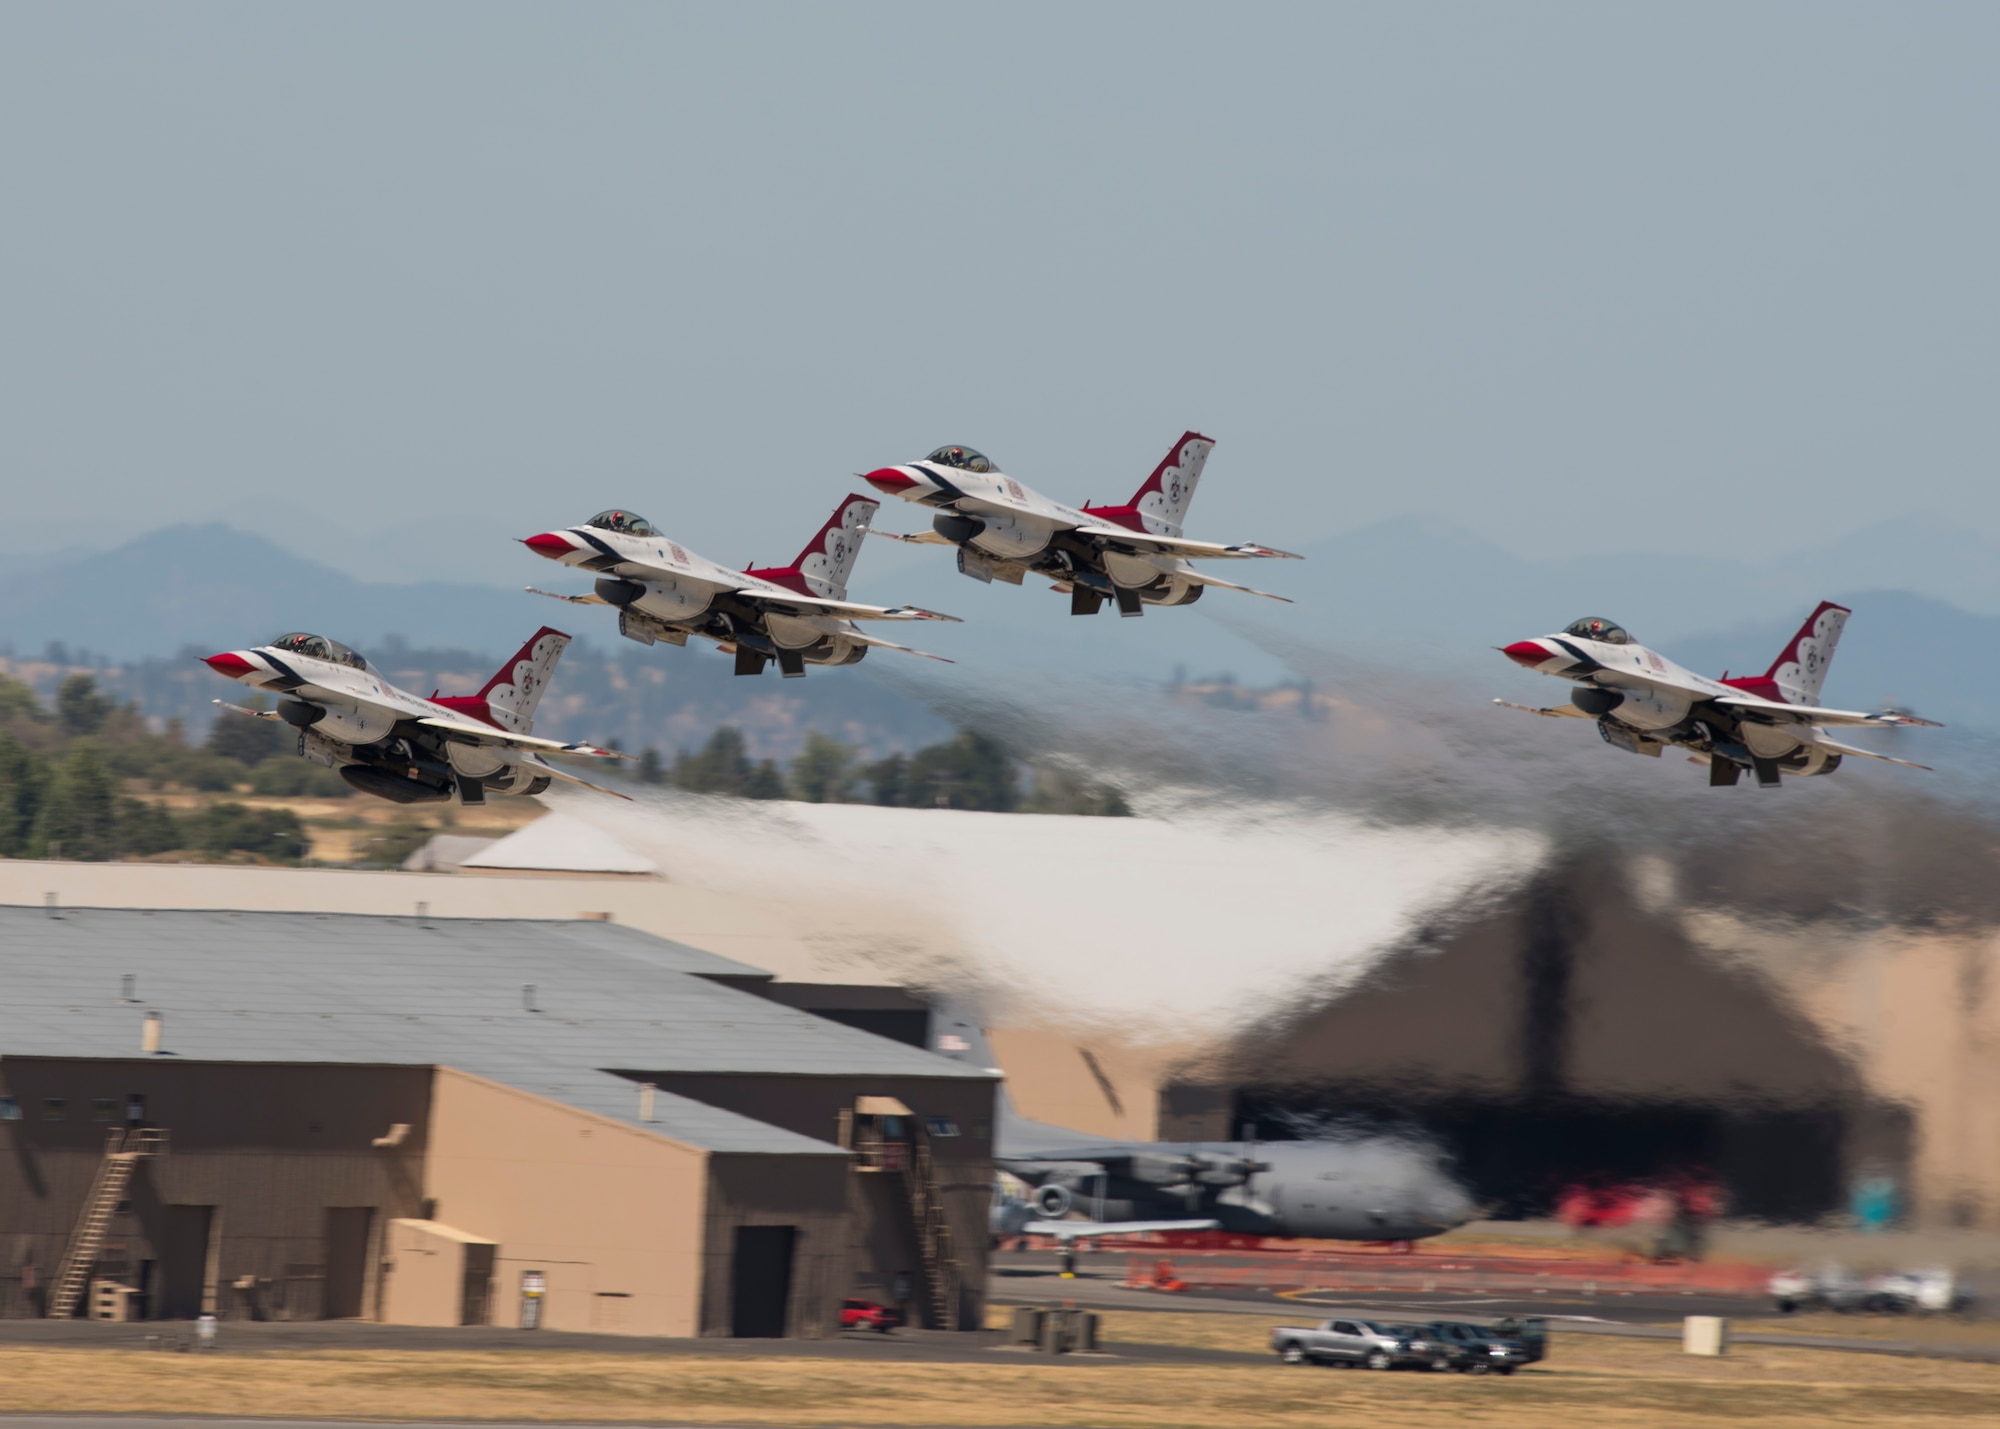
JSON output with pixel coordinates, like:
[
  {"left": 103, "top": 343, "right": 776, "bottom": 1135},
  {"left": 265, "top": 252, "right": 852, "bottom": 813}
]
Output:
[
  {"left": 203, "top": 627, "right": 631, "bottom": 804},
  {"left": 520, "top": 494, "right": 958, "bottom": 677},
  {"left": 1496, "top": 602, "right": 1940, "bottom": 787},
  {"left": 863, "top": 433, "right": 1299, "bottom": 617}
]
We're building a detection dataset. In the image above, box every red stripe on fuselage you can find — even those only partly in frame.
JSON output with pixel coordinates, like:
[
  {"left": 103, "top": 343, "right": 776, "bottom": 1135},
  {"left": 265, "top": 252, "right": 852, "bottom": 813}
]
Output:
[
  {"left": 1078, "top": 503, "right": 1147, "bottom": 532},
  {"left": 432, "top": 695, "right": 506, "bottom": 728}
]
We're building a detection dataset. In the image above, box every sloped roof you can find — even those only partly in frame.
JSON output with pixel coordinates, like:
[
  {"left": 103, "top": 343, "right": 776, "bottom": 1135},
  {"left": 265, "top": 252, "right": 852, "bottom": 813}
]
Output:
[
  {"left": 460, "top": 813, "right": 658, "bottom": 875},
  {"left": 0, "top": 906, "right": 989, "bottom": 1154},
  {"left": 402, "top": 834, "right": 501, "bottom": 872}
]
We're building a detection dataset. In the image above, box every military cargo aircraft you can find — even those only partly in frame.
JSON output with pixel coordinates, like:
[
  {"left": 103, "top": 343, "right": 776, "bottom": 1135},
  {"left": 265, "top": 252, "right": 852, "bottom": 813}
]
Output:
[
  {"left": 934, "top": 1012, "right": 1477, "bottom": 1243},
  {"left": 521, "top": 494, "right": 957, "bottom": 677},
  {"left": 863, "top": 433, "right": 1299, "bottom": 616},
  {"left": 989, "top": 1179, "right": 1217, "bottom": 1244},
  {"left": 1497, "top": 601, "right": 1940, "bottom": 787},
  {"left": 203, "top": 627, "right": 630, "bottom": 804}
]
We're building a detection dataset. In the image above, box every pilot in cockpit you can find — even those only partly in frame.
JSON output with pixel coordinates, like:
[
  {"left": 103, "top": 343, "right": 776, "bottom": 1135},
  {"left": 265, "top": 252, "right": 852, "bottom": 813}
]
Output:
[
  {"left": 587, "top": 509, "right": 656, "bottom": 536},
  {"left": 1563, "top": 617, "right": 1631, "bottom": 646},
  {"left": 927, "top": 446, "right": 994, "bottom": 474}
]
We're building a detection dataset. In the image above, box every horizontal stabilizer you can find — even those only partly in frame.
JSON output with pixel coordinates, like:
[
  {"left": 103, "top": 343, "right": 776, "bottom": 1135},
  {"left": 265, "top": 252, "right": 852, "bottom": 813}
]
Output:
[
  {"left": 1176, "top": 568, "right": 1294, "bottom": 602},
  {"left": 522, "top": 753, "right": 634, "bottom": 800},
  {"left": 842, "top": 630, "right": 955, "bottom": 663},
  {"left": 1810, "top": 735, "right": 1934, "bottom": 772}
]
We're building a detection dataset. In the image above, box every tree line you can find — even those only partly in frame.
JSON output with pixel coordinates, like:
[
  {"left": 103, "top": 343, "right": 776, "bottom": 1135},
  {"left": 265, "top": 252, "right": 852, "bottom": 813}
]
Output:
[
  {"left": 0, "top": 667, "right": 1130, "bottom": 866},
  {"left": 628, "top": 727, "right": 1131, "bottom": 816},
  {"left": 0, "top": 673, "right": 308, "bottom": 862}
]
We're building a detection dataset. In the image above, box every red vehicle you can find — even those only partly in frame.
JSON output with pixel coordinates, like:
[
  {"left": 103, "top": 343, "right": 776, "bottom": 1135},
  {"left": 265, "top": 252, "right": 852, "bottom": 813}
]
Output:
[{"left": 840, "top": 1298, "right": 902, "bottom": 1333}]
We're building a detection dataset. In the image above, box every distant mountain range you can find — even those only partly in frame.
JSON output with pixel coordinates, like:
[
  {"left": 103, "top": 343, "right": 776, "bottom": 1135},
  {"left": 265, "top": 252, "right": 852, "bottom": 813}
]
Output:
[{"left": 0, "top": 517, "right": 1993, "bottom": 738}]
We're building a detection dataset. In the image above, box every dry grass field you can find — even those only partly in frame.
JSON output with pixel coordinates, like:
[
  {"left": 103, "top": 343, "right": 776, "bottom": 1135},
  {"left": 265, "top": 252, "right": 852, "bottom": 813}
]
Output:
[{"left": 0, "top": 1310, "right": 1996, "bottom": 1427}]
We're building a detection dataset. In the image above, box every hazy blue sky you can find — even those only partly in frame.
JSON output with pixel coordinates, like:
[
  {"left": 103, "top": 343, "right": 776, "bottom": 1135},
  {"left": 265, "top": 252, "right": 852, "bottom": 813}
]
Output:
[{"left": 4, "top": 4, "right": 1997, "bottom": 588}]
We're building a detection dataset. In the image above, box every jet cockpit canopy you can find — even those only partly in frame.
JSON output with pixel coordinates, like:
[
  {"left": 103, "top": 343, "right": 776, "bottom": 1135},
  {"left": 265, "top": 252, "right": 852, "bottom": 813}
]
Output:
[
  {"left": 1562, "top": 617, "right": 1631, "bottom": 646},
  {"left": 270, "top": 632, "right": 370, "bottom": 669},
  {"left": 586, "top": 509, "right": 656, "bottom": 536},
  {"left": 925, "top": 445, "right": 994, "bottom": 473}
]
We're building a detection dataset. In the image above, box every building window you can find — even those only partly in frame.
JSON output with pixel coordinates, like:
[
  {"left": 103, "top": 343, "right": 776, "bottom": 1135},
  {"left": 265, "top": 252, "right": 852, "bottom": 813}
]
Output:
[
  {"left": 926, "top": 1117, "right": 960, "bottom": 1138},
  {"left": 0, "top": 1098, "right": 19, "bottom": 1121},
  {"left": 92, "top": 1099, "right": 117, "bottom": 1123},
  {"left": 42, "top": 1099, "right": 67, "bottom": 1122}
]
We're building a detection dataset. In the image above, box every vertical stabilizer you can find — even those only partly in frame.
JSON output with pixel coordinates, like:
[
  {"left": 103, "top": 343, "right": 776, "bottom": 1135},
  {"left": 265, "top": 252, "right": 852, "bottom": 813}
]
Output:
[
  {"left": 744, "top": 493, "right": 879, "bottom": 600},
  {"left": 1725, "top": 601, "right": 1850, "bottom": 706},
  {"left": 469, "top": 626, "right": 571, "bottom": 734},
  {"left": 1080, "top": 431, "right": 1215, "bottom": 537}
]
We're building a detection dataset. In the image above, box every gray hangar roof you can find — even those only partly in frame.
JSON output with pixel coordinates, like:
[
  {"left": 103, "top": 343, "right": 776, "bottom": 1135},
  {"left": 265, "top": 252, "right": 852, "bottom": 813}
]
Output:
[{"left": 0, "top": 906, "right": 990, "bottom": 1156}]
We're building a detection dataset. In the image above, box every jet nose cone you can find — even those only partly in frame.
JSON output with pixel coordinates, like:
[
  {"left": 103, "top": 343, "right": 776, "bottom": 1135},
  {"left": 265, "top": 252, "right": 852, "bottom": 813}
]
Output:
[
  {"left": 1502, "top": 639, "right": 1555, "bottom": 669},
  {"left": 864, "top": 466, "right": 922, "bottom": 495},
  {"left": 202, "top": 651, "right": 256, "bottom": 680},
  {"left": 521, "top": 532, "right": 577, "bottom": 560}
]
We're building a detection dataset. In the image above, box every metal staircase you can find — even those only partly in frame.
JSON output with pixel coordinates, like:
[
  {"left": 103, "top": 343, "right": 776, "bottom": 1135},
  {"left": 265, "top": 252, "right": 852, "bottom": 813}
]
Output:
[
  {"left": 901, "top": 1125, "right": 962, "bottom": 1330},
  {"left": 48, "top": 1127, "right": 167, "bottom": 1319}
]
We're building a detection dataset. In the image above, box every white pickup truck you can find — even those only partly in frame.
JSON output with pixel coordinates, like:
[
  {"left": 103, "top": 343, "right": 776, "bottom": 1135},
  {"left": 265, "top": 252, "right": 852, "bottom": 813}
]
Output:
[{"left": 1270, "top": 1317, "right": 1447, "bottom": 1371}]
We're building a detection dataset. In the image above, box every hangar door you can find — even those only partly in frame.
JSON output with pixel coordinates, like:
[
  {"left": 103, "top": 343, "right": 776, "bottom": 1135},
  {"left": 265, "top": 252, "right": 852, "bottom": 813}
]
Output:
[
  {"left": 323, "top": 1208, "right": 375, "bottom": 1319},
  {"left": 156, "top": 1205, "right": 215, "bottom": 1319},
  {"left": 729, "top": 1225, "right": 796, "bottom": 1338}
]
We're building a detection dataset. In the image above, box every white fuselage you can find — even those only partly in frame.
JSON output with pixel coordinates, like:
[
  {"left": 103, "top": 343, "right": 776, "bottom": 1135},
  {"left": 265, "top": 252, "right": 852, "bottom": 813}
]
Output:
[
  {"left": 540, "top": 526, "right": 871, "bottom": 658},
  {"left": 204, "top": 646, "right": 547, "bottom": 799},
  {"left": 870, "top": 460, "right": 1201, "bottom": 595},
  {"left": 1505, "top": 632, "right": 1837, "bottom": 769}
]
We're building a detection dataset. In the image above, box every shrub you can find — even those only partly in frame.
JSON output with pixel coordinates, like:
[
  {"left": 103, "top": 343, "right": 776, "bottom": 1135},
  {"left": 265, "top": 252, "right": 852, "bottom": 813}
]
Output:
[
  {"left": 249, "top": 758, "right": 351, "bottom": 798},
  {"left": 183, "top": 802, "right": 308, "bottom": 862}
]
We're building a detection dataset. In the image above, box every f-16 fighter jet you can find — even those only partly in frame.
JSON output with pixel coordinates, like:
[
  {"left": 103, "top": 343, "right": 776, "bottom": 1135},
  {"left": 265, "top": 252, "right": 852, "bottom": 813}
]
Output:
[
  {"left": 520, "top": 495, "right": 958, "bottom": 677},
  {"left": 1497, "top": 602, "right": 1940, "bottom": 788},
  {"left": 203, "top": 628, "right": 631, "bottom": 804},
  {"left": 862, "top": 433, "right": 1300, "bottom": 617}
]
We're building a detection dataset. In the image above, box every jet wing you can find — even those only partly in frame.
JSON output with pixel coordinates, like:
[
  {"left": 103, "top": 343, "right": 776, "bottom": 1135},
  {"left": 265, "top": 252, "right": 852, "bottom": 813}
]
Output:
[
  {"left": 1071, "top": 525, "right": 1303, "bottom": 561},
  {"left": 414, "top": 717, "right": 634, "bottom": 761},
  {"left": 731, "top": 589, "right": 961, "bottom": 623},
  {"left": 521, "top": 753, "right": 635, "bottom": 800},
  {"left": 1023, "top": 1218, "right": 1219, "bottom": 1241},
  {"left": 1711, "top": 694, "right": 1944, "bottom": 730}
]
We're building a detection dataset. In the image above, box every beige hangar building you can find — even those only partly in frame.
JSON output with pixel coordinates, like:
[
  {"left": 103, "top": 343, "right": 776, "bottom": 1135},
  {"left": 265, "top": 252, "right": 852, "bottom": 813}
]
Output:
[{"left": 0, "top": 906, "right": 994, "bottom": 1336}]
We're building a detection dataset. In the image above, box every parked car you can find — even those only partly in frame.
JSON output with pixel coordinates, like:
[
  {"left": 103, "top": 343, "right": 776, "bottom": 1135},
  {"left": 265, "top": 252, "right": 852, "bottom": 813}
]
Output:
[
  {"left": 840, "top": 1298, "right": 902, "bottom": 1332},
  {"left": 1770, "top": 1264, "right": 1968, "bottom": 1315},
  {"left": 1424, "top": 1320, "right": 1533, "bottom": 1374},
  {"left": 1270, "top": 1316, "right": 1451, "bottom": 1371}
]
